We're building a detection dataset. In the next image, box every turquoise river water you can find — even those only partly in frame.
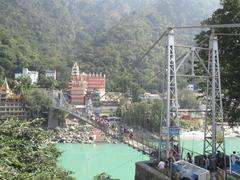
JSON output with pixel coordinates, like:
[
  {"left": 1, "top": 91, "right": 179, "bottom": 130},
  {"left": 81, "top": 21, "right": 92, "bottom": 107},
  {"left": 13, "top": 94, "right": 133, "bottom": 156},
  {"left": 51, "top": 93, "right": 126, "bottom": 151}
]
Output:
[{"left": 58, "top": 137, "right": 240, "bottom": 180}]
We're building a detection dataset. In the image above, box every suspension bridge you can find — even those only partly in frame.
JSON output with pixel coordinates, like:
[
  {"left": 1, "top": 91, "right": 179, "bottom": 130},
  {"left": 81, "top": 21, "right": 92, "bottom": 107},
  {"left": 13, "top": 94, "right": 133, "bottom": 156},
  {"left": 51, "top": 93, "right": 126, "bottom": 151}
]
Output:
[
  {"left": 50, "top": 90, "right": 160, "bottom": 156},
  {"left": 49, "top": 23, "right": 240, "bottom": 180}
]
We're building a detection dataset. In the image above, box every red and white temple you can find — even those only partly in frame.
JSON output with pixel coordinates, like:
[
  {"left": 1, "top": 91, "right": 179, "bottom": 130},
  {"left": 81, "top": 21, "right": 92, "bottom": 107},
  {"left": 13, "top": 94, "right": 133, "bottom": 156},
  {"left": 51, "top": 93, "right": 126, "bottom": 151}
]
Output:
[{"left": 68, "top": 63, "right": 105, "bottom": 108}]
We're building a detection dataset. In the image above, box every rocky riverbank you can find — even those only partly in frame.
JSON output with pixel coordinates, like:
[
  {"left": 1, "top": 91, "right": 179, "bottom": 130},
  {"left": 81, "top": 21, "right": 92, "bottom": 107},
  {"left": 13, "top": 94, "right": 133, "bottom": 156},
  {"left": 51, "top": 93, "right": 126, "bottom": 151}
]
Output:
[{"left": 50, "top": 120, "right": 115, "bottom": 144}]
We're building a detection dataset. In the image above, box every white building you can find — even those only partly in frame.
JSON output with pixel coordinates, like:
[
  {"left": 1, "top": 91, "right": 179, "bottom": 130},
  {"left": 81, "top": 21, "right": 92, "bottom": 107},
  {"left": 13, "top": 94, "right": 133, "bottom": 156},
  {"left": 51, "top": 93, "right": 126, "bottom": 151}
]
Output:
[
  {"left": 140, "top": 93, "right": 161, "bottom": 101},
  {"left": 187, "top": 84, "right": 194, "bottom": 91},
  {"left": 45, "top": 70, "right": 56, "bottom": 80},
  {"left": 15, "top": 68, "right": 39, "bottom": 84}
]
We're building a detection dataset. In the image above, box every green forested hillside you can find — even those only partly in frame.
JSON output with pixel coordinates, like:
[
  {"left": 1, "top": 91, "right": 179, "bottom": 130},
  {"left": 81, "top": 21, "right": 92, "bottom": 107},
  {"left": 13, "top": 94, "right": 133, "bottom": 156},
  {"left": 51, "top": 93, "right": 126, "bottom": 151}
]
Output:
[{"left": 0, "top": 0, "right": 219, "bottom": 94}]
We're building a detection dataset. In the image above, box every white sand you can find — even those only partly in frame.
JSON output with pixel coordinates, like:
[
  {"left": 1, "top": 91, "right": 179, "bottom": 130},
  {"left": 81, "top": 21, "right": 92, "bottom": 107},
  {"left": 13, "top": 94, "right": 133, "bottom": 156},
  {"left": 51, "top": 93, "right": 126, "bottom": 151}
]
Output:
[
  {"left": 180, "top": 130, "right": 205, "bottom": 140},
  {"left": 180, "top": 127, "right": 239, "bottom": 140}
]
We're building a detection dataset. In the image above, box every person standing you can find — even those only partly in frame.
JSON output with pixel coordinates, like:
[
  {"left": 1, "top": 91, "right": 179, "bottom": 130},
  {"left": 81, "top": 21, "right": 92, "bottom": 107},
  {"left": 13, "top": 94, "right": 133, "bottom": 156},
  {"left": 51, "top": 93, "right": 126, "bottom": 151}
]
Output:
[
  {"left": 203, "top": 155, "right": 210, "bottom": 170},
  {"left": 187, "top": 152, "right": 193, "bottom": 163},
  {"left": 231, "top": 151, "right": 237, "bottom": 164},
  {"left": 158, "top": 161, "right": 165, "bottom": 170}
]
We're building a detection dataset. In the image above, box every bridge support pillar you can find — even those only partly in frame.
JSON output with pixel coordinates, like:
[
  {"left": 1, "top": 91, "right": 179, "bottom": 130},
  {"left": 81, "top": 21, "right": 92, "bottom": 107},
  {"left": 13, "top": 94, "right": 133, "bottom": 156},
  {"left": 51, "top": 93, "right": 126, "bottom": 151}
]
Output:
[{"left": 48, "top": 108, "right": 66, "bottom": 129}]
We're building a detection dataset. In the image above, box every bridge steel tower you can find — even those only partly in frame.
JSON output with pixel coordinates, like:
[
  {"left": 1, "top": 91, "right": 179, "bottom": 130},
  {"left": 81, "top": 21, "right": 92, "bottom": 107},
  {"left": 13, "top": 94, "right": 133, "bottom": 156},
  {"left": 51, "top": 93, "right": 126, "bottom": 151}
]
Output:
[
  {"left": 160, "top": 29, "right": 180, "bottom": 161},
  {"left": 203, "top": 31, "right": 225, "bottom": 165},
  {"left": 142, "top": 23, "right": 240, "bottom": 179}
]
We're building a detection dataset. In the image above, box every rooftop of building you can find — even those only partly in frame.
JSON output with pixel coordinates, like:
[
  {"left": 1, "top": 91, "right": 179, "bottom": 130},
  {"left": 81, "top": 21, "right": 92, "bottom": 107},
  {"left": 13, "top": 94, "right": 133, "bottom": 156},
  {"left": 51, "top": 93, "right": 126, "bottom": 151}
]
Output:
[
  {"left": 71, "top": 62, "right": 106, "bottom": 77},
  {"left": 46, "top": 69, "right": 56, "bottom": 73},
  {"left": 139, "top": 92, "right": 161, "bottom": 101}
]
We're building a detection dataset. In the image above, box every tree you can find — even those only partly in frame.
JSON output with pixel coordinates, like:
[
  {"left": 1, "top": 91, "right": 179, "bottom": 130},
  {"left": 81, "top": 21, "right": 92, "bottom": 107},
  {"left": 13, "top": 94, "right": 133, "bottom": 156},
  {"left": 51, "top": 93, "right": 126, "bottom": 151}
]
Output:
[
  {"left": 94, "top": 172, "right": 118, "bottom": 180},
  {"left": 0, "top": 118, "right": 75, "bottom": 179},
  {"left": 178, "top": 89, "right": 199, "bottom": 109},
  {"left": 123, "top": 100, "right": 164, "bottom": 132},
  {"left": 12, "top": 76, "right": 32, "bottom": 94},
  {"left": 38, "top": 76, "right": 58, "bottom": 90},
  {"left": 23, "top": 88, "right": 51, "bottom": 119},
  {"left": 196, "top": 0, "right": 240, "bottom": 125}
]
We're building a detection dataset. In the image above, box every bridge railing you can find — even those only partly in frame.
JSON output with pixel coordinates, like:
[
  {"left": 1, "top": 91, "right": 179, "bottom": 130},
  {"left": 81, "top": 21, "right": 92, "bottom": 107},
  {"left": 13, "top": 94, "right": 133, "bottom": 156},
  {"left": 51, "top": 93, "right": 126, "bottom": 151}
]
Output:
[{"left": 51, "top": 90, "right": 159, "bottom": 154}]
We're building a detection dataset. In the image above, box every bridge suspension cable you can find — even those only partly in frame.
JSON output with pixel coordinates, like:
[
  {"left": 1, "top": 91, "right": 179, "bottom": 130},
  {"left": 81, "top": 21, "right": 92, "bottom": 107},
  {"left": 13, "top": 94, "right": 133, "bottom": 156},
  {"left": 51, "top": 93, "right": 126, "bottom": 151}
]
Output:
[{"left": 170, "top": 23, "right": 240, "bottom": 29}]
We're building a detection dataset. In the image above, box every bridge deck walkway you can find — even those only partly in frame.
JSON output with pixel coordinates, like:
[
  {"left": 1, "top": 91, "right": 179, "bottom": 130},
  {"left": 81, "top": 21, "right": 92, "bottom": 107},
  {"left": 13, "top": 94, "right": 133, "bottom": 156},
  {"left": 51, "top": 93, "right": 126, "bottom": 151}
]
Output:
[
  {"left": 51, "top": 92, "right": 158, "bottom": 156},
  {"left": 52, "top": 106, "right": 158, "bottom": 155}
]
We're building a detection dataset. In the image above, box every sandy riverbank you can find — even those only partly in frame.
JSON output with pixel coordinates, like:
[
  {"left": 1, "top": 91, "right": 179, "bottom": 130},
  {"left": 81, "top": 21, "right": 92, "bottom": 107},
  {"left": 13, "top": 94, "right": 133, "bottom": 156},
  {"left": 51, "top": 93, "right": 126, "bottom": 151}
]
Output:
[{"left": 181, "top": 127, "right": 240, "bottom": 140}]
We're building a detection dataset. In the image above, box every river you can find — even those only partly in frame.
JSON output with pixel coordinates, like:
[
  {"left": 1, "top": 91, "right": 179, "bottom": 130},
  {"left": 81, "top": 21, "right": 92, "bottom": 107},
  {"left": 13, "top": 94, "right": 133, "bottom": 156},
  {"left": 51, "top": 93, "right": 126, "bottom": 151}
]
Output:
[
  {"left": 58, "top": 137, "right": 240, "bottom": 180},
  {"left": 58, "top": 143, "right": 149, "bottom": 180}
]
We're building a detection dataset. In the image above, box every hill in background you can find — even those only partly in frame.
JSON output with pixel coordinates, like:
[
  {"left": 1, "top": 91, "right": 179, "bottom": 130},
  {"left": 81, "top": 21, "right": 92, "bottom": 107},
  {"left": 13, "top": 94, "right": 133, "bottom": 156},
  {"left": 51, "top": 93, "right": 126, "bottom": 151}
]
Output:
[{"left": 0, "top": 0, "right": 219, "bottom": 94}]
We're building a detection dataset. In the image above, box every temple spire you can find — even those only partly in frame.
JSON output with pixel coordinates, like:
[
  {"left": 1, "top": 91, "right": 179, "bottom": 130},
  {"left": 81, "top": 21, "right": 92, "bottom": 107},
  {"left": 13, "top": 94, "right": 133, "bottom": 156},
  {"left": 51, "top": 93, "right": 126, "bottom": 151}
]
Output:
[
  {"left": 0, "top": 78, "right": 12, "bottom": 95},
  {"left": 71, "top": 62, "right": 80, "bottom": 76},
  {"left": 2, "top": 78, "right": 10, "bottom": 90}
]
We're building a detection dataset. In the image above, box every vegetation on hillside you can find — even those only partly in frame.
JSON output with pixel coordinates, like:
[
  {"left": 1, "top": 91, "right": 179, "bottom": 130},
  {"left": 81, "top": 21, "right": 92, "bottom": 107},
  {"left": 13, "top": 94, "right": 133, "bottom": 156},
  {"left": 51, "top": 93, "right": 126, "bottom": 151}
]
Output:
[
  {"left": 23, "top": 88, "right": 52, "bottom": 119},
  {"left": 178, "top": 89, "right": 200, "bottom": 109},
  {"left": 123, "top": 100, "right": 164, "bottom": 132},
  {"left": 3, "top": 0, "right": 240, "bottom": 126},
  {"left": 0, "top": 0, "right": 218, "bottom": 94}
]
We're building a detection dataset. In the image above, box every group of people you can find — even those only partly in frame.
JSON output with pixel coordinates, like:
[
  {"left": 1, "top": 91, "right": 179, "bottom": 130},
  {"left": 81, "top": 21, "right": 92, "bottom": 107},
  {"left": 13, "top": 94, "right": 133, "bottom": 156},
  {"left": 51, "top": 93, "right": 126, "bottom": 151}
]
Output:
[
  {"left": 186, "top": 152, "right": 208, "bottom": 169},
  {"left": 90, "top": 114, "right": 136, "bottom": 139},
  {"left": 186, "top": 152, "right": 223, "bottom": 170},
  {"left": 185, "top": 150, "right": 228, "bottom": 171},
  {"left": 215, "top": 150, "right": 225, "bottom": 169}
]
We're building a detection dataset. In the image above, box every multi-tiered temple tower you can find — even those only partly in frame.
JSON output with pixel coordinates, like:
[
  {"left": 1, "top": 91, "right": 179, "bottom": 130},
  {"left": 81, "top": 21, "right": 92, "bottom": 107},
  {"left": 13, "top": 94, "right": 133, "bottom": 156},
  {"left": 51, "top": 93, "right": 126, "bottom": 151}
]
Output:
[{"left": 68, "top": 63, "right": 105, "bottom": 108}]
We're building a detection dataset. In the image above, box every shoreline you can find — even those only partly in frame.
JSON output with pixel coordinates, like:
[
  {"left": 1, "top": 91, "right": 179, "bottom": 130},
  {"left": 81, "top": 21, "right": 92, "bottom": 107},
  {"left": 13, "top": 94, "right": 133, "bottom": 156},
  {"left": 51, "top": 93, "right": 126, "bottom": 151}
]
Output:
[
  {"left": 180, "top": 130, "right": 240, "bottom": 140},
  {"left": 51, "top": 117, "right": 240, "bottom": 144}
]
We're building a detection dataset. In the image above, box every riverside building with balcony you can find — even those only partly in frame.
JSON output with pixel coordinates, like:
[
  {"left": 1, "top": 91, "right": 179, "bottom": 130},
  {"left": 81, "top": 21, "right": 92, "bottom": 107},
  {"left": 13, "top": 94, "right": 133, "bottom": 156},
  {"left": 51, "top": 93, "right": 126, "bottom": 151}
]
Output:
[{"left": 0, "top": 79, "right": 25, "bottom": 119}]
